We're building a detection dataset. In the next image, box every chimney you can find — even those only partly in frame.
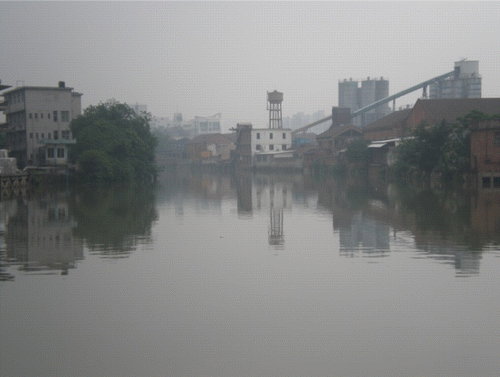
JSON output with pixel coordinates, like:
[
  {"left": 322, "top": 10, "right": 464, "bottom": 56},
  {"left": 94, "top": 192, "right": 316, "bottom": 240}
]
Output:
[{"left": 58, "top": 81, "right": 65, "bottom": 88}]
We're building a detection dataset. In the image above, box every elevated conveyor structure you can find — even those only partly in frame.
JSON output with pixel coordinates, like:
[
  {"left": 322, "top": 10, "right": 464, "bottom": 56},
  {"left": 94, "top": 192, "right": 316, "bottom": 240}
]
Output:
[{"left": 292, "top": 68, "right": 458, "bottom": 135}]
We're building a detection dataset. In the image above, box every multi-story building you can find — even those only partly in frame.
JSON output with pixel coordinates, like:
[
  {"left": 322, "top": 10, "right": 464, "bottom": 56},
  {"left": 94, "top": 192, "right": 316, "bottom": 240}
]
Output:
[
  {"left": 429, "top": 60, "right": 481, "bottom": 99},
  {"left": 2, "top": 81, "right": 82, "bottom": 168},
  {"left": 338, "top": 77, "right": 391, "bottom": 128}
]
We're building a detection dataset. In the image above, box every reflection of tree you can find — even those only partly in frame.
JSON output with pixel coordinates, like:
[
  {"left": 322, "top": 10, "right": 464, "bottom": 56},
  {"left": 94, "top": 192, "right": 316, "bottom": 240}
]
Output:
[{"left": 70, "top": 184, "right": 157, "bottom": 256}]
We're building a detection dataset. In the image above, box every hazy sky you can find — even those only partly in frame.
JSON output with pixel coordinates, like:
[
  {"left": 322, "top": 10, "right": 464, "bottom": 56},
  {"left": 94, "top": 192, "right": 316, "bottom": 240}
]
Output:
[{"left": 1, "top": 1, "right": 499, "bottom": 130}]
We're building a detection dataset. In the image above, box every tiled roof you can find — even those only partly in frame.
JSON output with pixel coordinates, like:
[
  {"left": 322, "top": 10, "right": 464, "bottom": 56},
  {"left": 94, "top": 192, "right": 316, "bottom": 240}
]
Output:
[
  {"left": 416, "top": 98, "right": 500, "bottom": 123},
  {"left": 363, "top": 108, "right": 412, "bottom": 132},
  {"left": 316, "top": 124, "right": 362, "bottom": 140},
  {"left": 186, "top": 133, "right": 234, "bottom": 145}
]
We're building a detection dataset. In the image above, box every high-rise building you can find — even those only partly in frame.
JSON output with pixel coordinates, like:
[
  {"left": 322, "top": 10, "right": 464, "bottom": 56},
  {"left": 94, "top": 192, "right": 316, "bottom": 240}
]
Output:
[
  {"left": 429, "top": 60, "right": 481, "bottom": 99},
  {"left": 338, "top": 77, "right": 390, "bottom": 127},
  {"left": 1, "top": 81, "right": 82, "bottom": 168}
]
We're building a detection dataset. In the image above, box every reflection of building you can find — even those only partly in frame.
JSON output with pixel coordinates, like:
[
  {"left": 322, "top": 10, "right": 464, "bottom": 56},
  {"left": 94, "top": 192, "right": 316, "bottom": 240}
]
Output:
[
  {"left": 4, "top": 194, "right": 83, "bottom": 275},
  {"left": 338, "top": 213, "right": 390, "bottom": 258},
  {"left": 2, "top": 82, "right": 82, "bottom": 168}
]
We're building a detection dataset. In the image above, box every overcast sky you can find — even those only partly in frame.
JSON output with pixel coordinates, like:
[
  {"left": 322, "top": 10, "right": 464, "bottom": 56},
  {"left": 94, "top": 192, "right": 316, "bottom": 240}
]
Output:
[{"left": 1, "top": 1, "right": 499, "bottom": 131}]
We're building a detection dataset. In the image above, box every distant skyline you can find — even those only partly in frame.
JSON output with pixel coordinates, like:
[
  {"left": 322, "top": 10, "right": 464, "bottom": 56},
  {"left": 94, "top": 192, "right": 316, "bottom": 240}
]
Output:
[{"left": 1, "top": 2, "right": 499, "bottom": 131}]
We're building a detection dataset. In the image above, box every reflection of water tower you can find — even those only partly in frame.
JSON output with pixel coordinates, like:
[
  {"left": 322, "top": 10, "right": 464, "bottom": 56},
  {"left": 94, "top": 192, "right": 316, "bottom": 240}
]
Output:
[
  {"left": 269, "top": 206, "right": 284, "bottom": 247},
  {"left": 267, "top": 90, "right": 283, "bottom": 129}
]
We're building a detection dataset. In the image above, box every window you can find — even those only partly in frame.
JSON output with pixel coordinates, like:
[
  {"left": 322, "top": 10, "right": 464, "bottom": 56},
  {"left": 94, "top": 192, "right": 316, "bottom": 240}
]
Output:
[
  {"left": 482, "top": 176, "right": 491, "bottom": 189},
  {"left": 48, "top": 113, "right": 50, "bottom": 119},
  {"left": 269, "top": 133, "right": 273, "bottom": 139},
  {"left": 41, "top": 113, "right": 43, "bottom": 119},
  {"left": 41, "top": 133, "right": 44, "bottom": 139},
  {"left": 494, "top": 177, "right": 500, "bottom": 189},
  {"left": 282, "top": 144, "right": 287, "bottom": 150},
  {"left": 29, "top": 113, "right": 32, "bottom": 119},
  {"left": 35, "top": 113, "right": 38, "bottom": 119},
  {"left": 47, "top": 148, "right": 55, "bottom": 158},
  {"left": 282, "top": 133, "right": 286, "bottom": 139},
  {"left": 256, "top": 144, "right": 261, "bottom": 150},
  {"left": 256, "top": 133, "right": 260, "bottom": 139},
  {"left": 30, "top": 133, "right": 33, "bottom": 139},
  {"left": 269, "top": 144, "right": 274, "bottom": 150},
  {"left": 57, "top": 148, "right": 65, "bottom": 158},
  {"left": 494, "top": 131, "right": 500, "bottom": 147},
  {"left": 53, "top": 111, "right": 58, "bottom": 122},
  {"left": 62, "top": 130, "right": 70, "bottom": 140},
  {"left": 61, "top": 111, "right": 70, "bottom": 122},
  {"left": 36, "top": 133, "right": 38, "bottom": 139},
  {"left": 48, "top": 133, "right": 51, "bottom": 139},
  {"left": 54, "top": 130, "right": 58, "bottom": 140}
]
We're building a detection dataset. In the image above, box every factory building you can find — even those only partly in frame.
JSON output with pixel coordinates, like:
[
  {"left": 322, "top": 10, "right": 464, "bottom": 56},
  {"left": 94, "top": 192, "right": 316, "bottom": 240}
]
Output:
[
  {"left": 338, "top": 77, "right": 391, "bottom": 128},
  {"left": 429, "top": 60, "right": 481, "bottom": 99}
]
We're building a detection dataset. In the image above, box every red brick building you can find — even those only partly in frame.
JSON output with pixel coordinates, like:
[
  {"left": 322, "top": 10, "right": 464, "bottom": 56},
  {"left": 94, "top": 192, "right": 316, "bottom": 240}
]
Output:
[
  {"left": 406, "top": 98, "right": 500, "bottom": 130},
  {"left": 363, "top": 108, "right": 412, "bottom": 141},
  {"left": 470, "top": 119, "right": 500, "bottom": 189}
]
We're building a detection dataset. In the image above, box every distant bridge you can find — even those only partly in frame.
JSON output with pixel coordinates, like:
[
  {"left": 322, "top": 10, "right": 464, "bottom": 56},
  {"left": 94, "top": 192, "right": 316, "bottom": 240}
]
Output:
[{"left": 292, "top": 68, "right": 457, "bottom": 135}]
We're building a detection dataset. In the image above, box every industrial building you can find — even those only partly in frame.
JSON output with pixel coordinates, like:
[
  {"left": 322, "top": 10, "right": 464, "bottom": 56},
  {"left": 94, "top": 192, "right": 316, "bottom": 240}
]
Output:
[
  {"left": 429, "top": 60, "right": 481, "bottom": 99},
  {"left": 338, "top": 77, "right": 391, "bottom": 128}
]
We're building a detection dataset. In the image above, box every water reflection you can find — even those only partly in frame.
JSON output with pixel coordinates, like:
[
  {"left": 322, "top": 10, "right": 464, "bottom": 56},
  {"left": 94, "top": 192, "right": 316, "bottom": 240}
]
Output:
[
  {"left": 0, "top": 184, "right": 157, "bottom": 279},
  {"left": 70, "top": 184, "right": 157, "bottom": 257},
  {"left": 156, "top": 170, "right": 500, "bottom": 274},
  {"left": 0, "top": 192, "right": 83, "bottom": 278}
]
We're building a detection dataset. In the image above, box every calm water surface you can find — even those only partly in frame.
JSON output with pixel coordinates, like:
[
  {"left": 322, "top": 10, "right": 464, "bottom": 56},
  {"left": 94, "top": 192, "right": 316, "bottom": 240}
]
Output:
[{"left": 1, "top": 171, "right": 500, "bottom": 377}]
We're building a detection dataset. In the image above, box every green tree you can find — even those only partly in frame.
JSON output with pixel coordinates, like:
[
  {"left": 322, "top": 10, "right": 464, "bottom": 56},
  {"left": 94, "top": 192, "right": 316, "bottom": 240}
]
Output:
[
  {"left": 70, "top": 100, "right": 158, "bottom": 183},
  {"left": 346, "top": 138, "right": 371, "bottom": 163},
  {"left": 394, "top": 111, "right": 497, "bottom": 180}
]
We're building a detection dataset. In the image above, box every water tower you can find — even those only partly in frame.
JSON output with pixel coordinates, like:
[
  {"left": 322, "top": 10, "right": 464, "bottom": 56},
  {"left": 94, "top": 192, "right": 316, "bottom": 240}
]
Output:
[{"left": 267, "top": 90, "right": 283, "bottom": 129}]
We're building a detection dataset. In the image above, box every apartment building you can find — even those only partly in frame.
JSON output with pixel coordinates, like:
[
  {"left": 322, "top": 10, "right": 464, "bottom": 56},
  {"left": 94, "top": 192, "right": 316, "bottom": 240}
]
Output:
[{"left": 1, "top": 82, "right": 82, "bottom": 168}]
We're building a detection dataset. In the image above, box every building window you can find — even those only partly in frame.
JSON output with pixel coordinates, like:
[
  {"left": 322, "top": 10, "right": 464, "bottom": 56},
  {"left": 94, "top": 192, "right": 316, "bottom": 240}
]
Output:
[
  {"left": 57, "top": 148, "right": 65, "bottom": 158},
  {"left": 256, "top": 133, "right": 260, "bottom": 139},
  {"left": 41, "top": 133, "right": 44, "bottom": 139},
  {"left": 62, "top": 130, "right": 70, "bottom": 140},
  {"left": 282, "top": 144, "right": 287, "bottom": 150},
  {"left": 48, "top": 133, "right": 51, "bottom": 139},
  {"left": 494, "top": 131, "right": 500, "bottom": 147},
  {"left": 41, "top": 113, "right": 43, "bottom": 119},
  {"left": 53, "top": 111, "right": 58, "bottom": 122},
  {"left": 269, "top": 133, "right": 273, "bottom": 139},
  {"left": 269, "top": 144, "right": 274, "bottom": 150},
  {"left": 48, "top": 113, "right": 50, "bottom": 119},
  {"left": 30, "top": 133, "right": 33, "bottom": 139},
  {"left": 494, "top": 177, "right": 500, "bottom": 189},
  {"left": 482, "top": 176, "right": 491, "bottom": 189},
  {"left": 61, "top": 111, "right": 70, "bottom": 122},
  {"left": 54, "top": 130, "right": 58, "bottom": 140},
  {"left": 29, "top": 113, "right": 32, "bottom": 119},
  {"left": 47, "top": 148, "right": 55, "bottom": 158},
  {"left": 36, "top": 133, "right": 38, "bottom": 139},
  {"left": 282, "top": 133, "right": 286, "bottom": 139},
  {"left": 35, "top": 113, "right": 38, "bottom": 119},
  {"left": 256, "top": 144, "right": 261, "bottom": 150}
]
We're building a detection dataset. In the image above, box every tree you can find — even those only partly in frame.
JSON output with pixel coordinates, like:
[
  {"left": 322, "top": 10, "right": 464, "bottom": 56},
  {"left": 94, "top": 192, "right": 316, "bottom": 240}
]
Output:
[
  {"left": 346, "top": 138, "right": 371, "bottom": 163},
  {"left": 394, "top": 111, "right": 498, "bottom": 180},
  {"left": 70, "top": 100, "right": 158, "bottom": 183}
]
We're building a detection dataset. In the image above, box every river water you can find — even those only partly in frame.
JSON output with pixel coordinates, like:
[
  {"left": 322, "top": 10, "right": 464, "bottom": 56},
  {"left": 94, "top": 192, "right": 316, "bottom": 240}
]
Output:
[{"left": 1, "top": 171, "right": 500, "bottom": 377}]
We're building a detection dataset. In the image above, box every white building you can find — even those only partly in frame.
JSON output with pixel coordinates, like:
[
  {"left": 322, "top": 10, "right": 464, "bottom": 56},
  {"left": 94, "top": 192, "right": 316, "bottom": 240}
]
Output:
[
  {"left": 2, "top": 81, "right": 82, "bottom": 168},
  {"left": 251, "top": 128, "right": 292, "bottom": 155},
  {"left": 429, "top": 60, "right": 481, "bottom": 99}
]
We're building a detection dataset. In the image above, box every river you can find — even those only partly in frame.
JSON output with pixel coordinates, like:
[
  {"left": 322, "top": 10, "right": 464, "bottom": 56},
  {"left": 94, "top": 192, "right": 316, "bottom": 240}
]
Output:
[{"left": 1, "top": 171, "right": 500, "bottom": 377}]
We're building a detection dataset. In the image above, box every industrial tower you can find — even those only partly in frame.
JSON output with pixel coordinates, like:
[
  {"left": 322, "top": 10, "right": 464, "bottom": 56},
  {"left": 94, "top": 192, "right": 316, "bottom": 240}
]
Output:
[{"left": 267, "top": 90, "right": 283, "bottom": 129}]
